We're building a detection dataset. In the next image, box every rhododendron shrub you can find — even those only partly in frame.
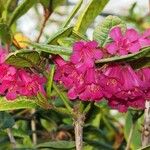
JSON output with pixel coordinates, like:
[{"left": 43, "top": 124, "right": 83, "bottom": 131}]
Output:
[
  {"left": 54, "top": 27, "right": 150, "bottom": 112},
  {"left": 1, "top": 0, "right": 150, "bottom": 149}
]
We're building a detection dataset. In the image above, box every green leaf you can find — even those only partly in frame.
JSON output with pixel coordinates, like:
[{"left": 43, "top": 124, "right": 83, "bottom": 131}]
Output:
[
  {"left": 74, "top": 0, "right": 109, "bottom": 34},
  {"left": 36, "top": 92, "right": 51, "bottom": 109},
  {"left": 46, "top": 64, "right": 55, "bottom": 97},
  {"left": 93, "top": 15, "right": 126, "bottom": 47},
  {"left": 96, "top": 46, "right": 150, "bottom": 64},
  {"left": 57, "top": 37, "right": 76, "bottom": 47},
  {"left": 40, "top": 118, "right": 57, "bottom": 132},
  {"left": 62, "top": 0, "right": 83, "bottom": 28},
  {"left": 46, "top": 26, "right": 73, "bottom": 44},
  {"left": 6, "top": 50, "right": 40, "bottom": 68},
  {"left": 29, "top": 42, "right": 72, "bottom": 56},
  {"left": 36, "top": 141, "right": 75, "bottom": 149},
  {"left": 8, "top": 0, "right": 37, "bottom": 27},
  {"left": 124, "top": 111, "right": 143, "bottom": 150},
  {"left": 130, "top": 57, "right": 150, "bottom": 69},
  {"left": 0, "top": 23, "right": 12, "bottom": 43},
  {"left": 0, "top": 112, "right": 15, "bottom": 129},
  {"left": 0, "top": 96, "right": 37, "bottom": 111}
]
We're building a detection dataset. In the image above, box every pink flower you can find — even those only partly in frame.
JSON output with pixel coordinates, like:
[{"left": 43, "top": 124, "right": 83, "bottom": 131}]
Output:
[
  {"left": 106, "top": 27, "right": 141, "bottom": 55},
  {"left": 137, "top": 67, "right": 150, "bottom": 99},
  {"left": 139, "top": 29, "right": 150, "bottom": 47},
  {"left": 18, "top": 70, "right": 46, "bottom": 97},
  {"left": 54, "top": 56, "right": 103, "bottom": 101},
  {"left": 101, "top": 64, "right": 145, "bottom": 112},
  {"left": 0, "top": 65, "right": 20, "bottom": 100},
  {"left": 71, "top": 41, "right": 103, "bottom": 73}
]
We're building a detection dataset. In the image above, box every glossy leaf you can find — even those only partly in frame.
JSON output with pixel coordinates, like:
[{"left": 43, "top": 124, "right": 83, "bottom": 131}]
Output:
[
  {"left": 47, "top": 26, "right": 73, "bottom": 44},
  {"left": 8, "top": 0, "right": 37, "bottom": 27},
  {"left": 62, "top": 0, "right": 83, "bottom": 28},
  {"left": 93, "top": 15, "right": 126, "bottom": 47},
  {"left": 0, "top": 23, "right": 12, "bottom": 43},
  {"left": 36, "top": 141, "right": 75, "bottom": 149},
  {"left": 29, "top": 42, "right": 72, "bottom": 56},
  {"left": 0, "top": 112, "right": 15, "bottom": 129},
  {"left": 6, "top": 50, "right": 40, "bottom": 68},
  {"left": 46, "top": 64, "right": 55, "bottom": 98},
  {"left": 124, "top": 111, "right": 143, "bottom": 150},
  {"left": 57, "top": 37, "right": 76, "bottom": 47},
  {"left": 74, "top": 0, "right": 109, "bottom": 34},
  {"left": 96, "top": 46, "right": 150, "bottom": 64},
  {"left": 0, "top": 96, "right": 37, "bottom": 111}
]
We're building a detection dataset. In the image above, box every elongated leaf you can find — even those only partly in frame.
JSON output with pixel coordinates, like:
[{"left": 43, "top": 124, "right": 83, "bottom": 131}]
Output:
[
  {"left": 62, "top": 0, "right": 83, "bottom": 28},
  {"left": 96, "top": 47, "right": 150, "bottom": 64},
  {"left": 93, "top": 15, "right": 126, "bottom": 47},
  {"left": 47, "top": 26, "right": 73, "bottom": 44},
  {"left": 46, "top": 65, "right": 55, "bottom": 97},
  {"left": 0, "top": 23, "right": 12, "bottom": 43},
  {"left": 124, "top": 111, "right": 143, "bottom": 150},
  {"left": 29, "top": 42, "right": 72, "bottom": 56},
  {"left": 0, "top": 96, "right": 37, "bottom": 111},
  {"left": 57, "top": 37, "right": 76, "bottom": 47},
  {"left": 6, "top": 50, "right": 40, "bottom": 68},
  {"left": 36, "top": 141, "right": 75, "bottom": 149},
  {"left": 74, "top": 0, "right": 109, "bottom": 34},
  {"left": 8, "top": 0, "right": 37, "bottom": 27}
]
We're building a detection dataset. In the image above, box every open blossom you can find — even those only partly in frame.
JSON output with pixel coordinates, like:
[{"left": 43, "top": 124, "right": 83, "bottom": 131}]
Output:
[
  {"left": 101, "top": 64, "right": 145, "bottom": 112},
  {"left": 18, "top": 70, "right": 46, "bottom": 97},
  {"left": 54, "top": 56, "right": 103, "bottom": 101},
  {"left": 137, "top": 67, "right": 150, "bottom": 99},
  {"left": 70, "top": 41, "right": 103, "bottom": 73},
  {"left": 0, "top": 46, "right": 46, "bottom": 100},
  {"left": 105, "top": 27, "right": 141, "bottom": 55}
]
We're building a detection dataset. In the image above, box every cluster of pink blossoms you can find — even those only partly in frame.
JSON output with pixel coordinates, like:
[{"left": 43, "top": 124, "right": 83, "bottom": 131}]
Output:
[
  {"left": 0, "top": 46, "right": 46, "bottom": 100},
  {"left": 54, "top": 27, "right": 150, "bottom": 112}
]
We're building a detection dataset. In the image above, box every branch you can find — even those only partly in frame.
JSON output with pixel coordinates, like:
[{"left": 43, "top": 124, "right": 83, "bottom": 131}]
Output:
[{"left": 7, "top": 128, "right": 17, "bottom": 149}]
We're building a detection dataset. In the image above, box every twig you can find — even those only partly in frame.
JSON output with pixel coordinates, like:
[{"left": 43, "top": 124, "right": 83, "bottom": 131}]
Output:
[
  {"left": 31, "top": 109, "right": 37, "bottom": 145},
  {"left": 7, "top": 128, "right": 17, "bottom": 149},
  {"left": 141, "top": 101, "right": 150, "bottom": 147},
  {"left": 74, "top": 114, "right": 85, "bottom": 150},
  {"left": 36, "top": 6, "right": 52, "bottom": 42}
]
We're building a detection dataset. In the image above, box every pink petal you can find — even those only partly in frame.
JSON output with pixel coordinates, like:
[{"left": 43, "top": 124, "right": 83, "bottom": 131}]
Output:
[
  {"left": 118, "top": 48, "right": 128, "bottom": 55},
  {"left": 86, "top": 41, "right": 98, "bottom": 49},
  {"left": 73, "top": 41, "right": 84, "bottom": 52},
  {"left": 94, "top": 49, "right": 103, "bottom": 59},
  {"left": 6, "top": 91, "right": 17, "bottom": 100},
  {"left": 110, "top": 27, "right": 122, "bottom": 41},
  {"left": 128, "top": 42, "right": 141, "bottom": 53},
  {"left": 68, "top": 87, "right": 78, "bottom": 99},
  {"left": 106, "top": 43, "right": 118, "bottom": 54},
  {"left": 125, "top": 29, "right": 139, "bottom": 42},
  {"left": 70, "top": 52, "right": 81, "bottom": 64},
  {"left": 142, "top": 29, "right": 150, "bottom": 38}
]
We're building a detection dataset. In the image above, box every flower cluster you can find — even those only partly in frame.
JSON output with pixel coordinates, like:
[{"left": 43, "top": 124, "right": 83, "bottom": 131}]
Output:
[
  {"left": 106, "top": 27, "right": 150, "bottom": 55},
  {"left": 0, "top": 46, "right": 46, "bottom": 100},
  {"left": 54, "top": 27, "right": 150, "bottom": 112}
]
